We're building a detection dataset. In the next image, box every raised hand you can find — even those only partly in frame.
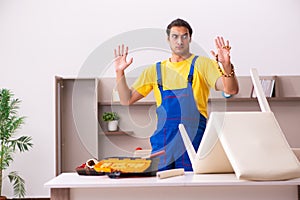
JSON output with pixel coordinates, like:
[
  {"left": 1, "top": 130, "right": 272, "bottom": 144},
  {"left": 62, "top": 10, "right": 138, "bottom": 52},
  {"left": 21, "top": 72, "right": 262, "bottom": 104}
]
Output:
[
  {"left": 114, "top": 44, "right": 133, "bottom": 73},
  {"left": 210, "top": 36, "right": 231, "bottom": 66}
]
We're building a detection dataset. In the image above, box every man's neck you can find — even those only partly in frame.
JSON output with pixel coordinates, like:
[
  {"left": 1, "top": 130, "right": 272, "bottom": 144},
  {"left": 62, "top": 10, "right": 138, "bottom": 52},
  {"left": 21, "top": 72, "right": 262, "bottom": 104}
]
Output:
[{"left": 170, "top": 53, "right": 192, "bottom": 62}]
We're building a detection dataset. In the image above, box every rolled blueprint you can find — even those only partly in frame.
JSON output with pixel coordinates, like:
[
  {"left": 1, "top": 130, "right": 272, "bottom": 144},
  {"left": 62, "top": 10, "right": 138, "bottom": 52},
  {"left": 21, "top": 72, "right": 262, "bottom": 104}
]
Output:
[{"left": 157, "top": 168, "right": 185, "bottom": 179}]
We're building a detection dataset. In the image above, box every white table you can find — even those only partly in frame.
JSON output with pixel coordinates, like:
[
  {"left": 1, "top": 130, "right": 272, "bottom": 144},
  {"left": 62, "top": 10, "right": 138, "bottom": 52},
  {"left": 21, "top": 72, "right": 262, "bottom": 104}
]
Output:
[{"left": 45, "top": 172, "right": 300, "bottom": 200}]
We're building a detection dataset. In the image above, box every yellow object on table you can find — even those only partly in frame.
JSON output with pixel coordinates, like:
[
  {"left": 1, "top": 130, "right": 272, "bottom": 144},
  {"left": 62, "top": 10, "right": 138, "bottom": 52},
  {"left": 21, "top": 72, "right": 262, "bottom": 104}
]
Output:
[{"left": 94, "top": 157, "right": 152, "bottom": 173}]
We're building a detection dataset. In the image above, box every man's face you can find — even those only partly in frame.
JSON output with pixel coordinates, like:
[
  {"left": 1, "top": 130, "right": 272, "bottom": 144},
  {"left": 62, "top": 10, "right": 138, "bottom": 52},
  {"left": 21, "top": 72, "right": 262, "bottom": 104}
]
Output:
[{"left": 168, "top": 26, "right": 191, "bottom": 57}]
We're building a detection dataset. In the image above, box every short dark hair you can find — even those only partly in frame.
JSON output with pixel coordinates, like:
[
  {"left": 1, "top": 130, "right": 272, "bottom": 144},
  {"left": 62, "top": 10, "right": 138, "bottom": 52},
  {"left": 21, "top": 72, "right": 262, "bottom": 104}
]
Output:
[{"left": 166, "top": 18, "right": 193, "bottom": 37}]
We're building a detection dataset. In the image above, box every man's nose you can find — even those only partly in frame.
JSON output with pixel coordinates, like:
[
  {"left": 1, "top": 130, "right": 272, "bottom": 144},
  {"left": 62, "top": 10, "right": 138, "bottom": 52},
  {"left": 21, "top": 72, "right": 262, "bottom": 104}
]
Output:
[{"left": 177, "top": 37, "right": 183, "bottom": 45}]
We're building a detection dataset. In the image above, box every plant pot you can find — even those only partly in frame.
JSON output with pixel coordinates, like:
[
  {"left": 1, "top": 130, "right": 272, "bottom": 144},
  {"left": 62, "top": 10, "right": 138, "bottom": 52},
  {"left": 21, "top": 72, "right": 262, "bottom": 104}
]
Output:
[{"left": 108, "top": 120, "right": 119, "bottom": 131}]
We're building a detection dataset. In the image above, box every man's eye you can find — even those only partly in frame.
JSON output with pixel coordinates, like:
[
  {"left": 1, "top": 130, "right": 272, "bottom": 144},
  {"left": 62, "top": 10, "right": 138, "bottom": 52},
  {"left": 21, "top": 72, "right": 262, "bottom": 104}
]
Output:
[
  {"left": 182, "top": 35, "right": 188, "bottom": 39},
  {"left": 172, "top": 35, "right": 177, "bottom": 39}
]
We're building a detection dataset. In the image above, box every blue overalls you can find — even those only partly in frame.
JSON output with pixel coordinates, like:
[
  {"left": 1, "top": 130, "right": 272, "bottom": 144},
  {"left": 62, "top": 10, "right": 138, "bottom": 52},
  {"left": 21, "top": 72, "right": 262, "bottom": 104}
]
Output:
[{"left": 150, "top": 56, "right": 207, "bottom": 171}]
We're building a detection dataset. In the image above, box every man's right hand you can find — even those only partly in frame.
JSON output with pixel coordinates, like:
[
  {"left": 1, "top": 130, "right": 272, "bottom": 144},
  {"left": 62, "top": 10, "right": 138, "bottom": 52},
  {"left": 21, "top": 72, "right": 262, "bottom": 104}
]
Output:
[{"left": 114, "top": 44, "right": 133, "bottom": 75}]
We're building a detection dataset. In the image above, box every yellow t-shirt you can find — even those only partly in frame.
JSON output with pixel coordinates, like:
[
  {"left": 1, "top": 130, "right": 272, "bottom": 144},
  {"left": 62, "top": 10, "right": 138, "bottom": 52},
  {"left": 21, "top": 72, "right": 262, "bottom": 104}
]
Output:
[{"left": 132, "top": 54, "right": 221, "bottom": 118}]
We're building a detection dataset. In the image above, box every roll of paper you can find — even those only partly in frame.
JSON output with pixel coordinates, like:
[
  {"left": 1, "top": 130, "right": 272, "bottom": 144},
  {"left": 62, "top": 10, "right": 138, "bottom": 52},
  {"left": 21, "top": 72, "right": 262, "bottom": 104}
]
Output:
[{"left": 157, "top": 168, "right": 185, "bottom": 179}]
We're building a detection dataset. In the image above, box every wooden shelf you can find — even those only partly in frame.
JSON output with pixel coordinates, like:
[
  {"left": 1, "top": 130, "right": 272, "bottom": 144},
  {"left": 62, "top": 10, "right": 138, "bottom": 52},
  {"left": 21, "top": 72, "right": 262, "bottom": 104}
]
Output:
[
  {"left": 99, "top": 97, "right": 300, "bottom": 105},
  {"left": 209, "top": 97, "right": 300, "bottom": 103},
  {"left": 100, "top": 131, "right": 134, "bottom": 135},
  {"left": 99, "top": 101, "right": 156, "bottom": 106},
  {"left": 56, "top": 75, "right": 300, "bottom": 174}
]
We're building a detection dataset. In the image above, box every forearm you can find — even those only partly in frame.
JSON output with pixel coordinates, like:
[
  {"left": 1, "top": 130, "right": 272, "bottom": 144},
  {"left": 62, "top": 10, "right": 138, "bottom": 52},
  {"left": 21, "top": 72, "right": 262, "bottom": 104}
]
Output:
[
  {"left": 116, "top": 70, "right": 132, "bottom": 105},
  {"left": 222, "top": 76, "right": 239, "bottom": 94},
  {"left": 220, "top": 63, "right": 239, "bottom": 94}
]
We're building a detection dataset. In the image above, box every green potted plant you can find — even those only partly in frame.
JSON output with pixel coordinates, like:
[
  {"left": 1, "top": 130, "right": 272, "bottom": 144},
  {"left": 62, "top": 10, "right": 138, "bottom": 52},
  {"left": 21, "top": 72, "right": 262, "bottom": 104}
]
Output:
[
  {"left": 102, "top": 112, "right": 120, "bottom": 131},
  {"left": 0, "top": 89, "right": 33, "bottom": 199}
]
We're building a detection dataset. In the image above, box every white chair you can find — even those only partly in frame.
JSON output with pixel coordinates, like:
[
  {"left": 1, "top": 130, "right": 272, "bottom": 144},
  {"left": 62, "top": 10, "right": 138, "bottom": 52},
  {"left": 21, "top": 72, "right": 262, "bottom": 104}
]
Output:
[{"left": 179, "top": 68, "right": 300, "bottom": 180}]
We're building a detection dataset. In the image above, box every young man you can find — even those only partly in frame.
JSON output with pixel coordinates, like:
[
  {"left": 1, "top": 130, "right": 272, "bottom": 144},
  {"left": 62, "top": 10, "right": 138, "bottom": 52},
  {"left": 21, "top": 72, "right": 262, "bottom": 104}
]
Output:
[{"left": 113, "top": 18, "right": 239, "bottom": 171}]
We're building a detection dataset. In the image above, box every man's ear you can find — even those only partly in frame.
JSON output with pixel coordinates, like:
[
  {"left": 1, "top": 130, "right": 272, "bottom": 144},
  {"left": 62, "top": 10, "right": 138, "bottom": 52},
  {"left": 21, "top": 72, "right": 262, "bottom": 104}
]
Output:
[{"left": 167, "top": 36, "right": 170, "bottom": 42}]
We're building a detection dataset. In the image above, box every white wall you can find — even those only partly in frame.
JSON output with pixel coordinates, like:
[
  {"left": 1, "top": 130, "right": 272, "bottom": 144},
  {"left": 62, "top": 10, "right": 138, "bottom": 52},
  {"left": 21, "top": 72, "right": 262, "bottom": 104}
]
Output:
[{"left": 0, "top": 0, "right": 300, "bottom": 197}]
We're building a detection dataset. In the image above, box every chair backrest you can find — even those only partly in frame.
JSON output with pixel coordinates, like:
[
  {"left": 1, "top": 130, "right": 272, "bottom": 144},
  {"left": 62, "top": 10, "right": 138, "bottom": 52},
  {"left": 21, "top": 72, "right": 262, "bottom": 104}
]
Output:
[{"left": 179, "top": 118, "right": 234, "bottom": 174}]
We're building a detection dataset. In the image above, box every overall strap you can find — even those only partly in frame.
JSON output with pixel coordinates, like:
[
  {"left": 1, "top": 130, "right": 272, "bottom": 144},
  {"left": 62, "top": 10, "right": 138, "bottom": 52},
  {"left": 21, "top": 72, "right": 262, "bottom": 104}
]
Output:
[
  {"left": 156, "top": 61, "right": 163, "bottom": 88},
  {"left": 187, "top": 56, "right": 198, "bottom": 84}
]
